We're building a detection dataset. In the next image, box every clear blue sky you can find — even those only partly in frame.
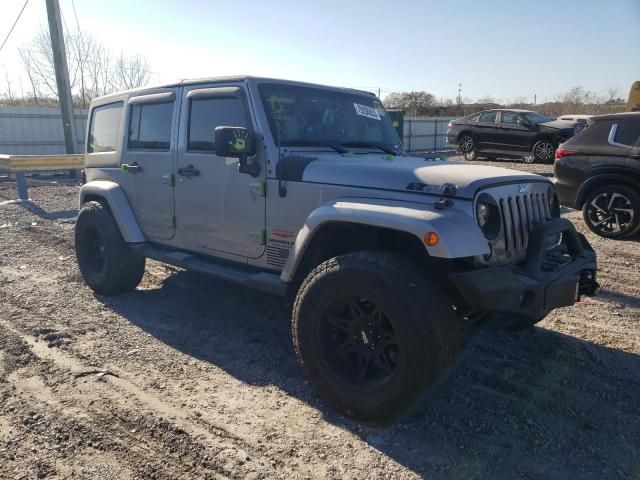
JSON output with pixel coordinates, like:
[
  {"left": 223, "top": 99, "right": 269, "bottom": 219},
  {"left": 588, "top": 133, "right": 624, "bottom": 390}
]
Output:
[{"left": 1, "top": 0, "right": 639, "bottom": 102}]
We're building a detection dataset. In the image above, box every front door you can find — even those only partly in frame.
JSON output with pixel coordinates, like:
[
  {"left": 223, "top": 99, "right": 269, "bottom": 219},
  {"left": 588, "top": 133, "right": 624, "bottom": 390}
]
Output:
[
  {"left": 121, "top": 90, "right": 178, "bottom": 240},
  {"left": 174, "top": 84, "right": 266, "bottom": 259}
]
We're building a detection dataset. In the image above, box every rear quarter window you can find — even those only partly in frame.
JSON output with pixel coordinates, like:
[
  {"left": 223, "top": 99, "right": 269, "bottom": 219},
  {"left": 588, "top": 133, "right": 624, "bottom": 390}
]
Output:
[
  {"left": 614, "top": 119, "right": 640, "bottom": 146},
  {"left": 565, "top": 120, "right": 612, "bottom": 146},
  {"left": 88, "top": 102, "right": 123, "bottom": 153}
]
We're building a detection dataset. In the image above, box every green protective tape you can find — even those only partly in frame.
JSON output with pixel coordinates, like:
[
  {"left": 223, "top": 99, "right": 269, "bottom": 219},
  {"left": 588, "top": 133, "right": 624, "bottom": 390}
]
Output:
[
  {"left": 385, "top": 154, "right": 395, "bottom": 161},
  {"left": 120, "top": 164, "right": 128, "bottom": 172}
]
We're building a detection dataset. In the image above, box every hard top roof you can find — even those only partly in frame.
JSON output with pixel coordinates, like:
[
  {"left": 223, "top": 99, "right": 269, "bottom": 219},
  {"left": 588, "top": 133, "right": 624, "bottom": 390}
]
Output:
[
  {"left": 590, "top": 111, "right": 640, "bottom": 122},
  {"left": 92, "top": 75, "right": 375, "bottom": 103}
]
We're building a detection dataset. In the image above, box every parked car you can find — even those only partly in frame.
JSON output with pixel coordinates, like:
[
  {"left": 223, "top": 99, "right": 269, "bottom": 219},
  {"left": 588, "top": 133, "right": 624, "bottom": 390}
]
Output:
[
  {"left": 75, "top": 76, "right": 599, "bottom": 424},
  {"left": 554, "top": 112, "right": 640, "bottom": 239},
  {"left": 556, "top": 115, "right": 592, "bottom": 133},
  {"left": 447, "top": 109, "right": 577, "bottom": 163}
]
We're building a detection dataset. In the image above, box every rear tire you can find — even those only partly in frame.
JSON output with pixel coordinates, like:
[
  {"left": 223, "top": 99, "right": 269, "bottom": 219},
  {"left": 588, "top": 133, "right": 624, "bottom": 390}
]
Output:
[
  {"left": 292, "top": 251, "right": 459, "bottom": 424},
  {"left": 464, "top": 149, "right": 478, "bottom": 161},
  {"left": 75, "top": 201, "right": 145, "bottom": 295},
  {"left": 582, "top": 185, "right": 640, "bottom": 239}
]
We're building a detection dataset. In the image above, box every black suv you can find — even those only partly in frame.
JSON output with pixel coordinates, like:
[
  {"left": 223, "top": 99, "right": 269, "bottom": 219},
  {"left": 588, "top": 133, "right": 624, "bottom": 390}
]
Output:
[
  {"left": 554, "top": 112, "right": 640, "bottom": 239},
  {"left": 447, "top": 109, "right": 577, "bottom": 163}
]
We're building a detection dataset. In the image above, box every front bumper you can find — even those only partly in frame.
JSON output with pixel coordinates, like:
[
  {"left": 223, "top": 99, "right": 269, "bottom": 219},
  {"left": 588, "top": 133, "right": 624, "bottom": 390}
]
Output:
[{"left": 448, "top": 219, "right": 598, "bottom": 320}]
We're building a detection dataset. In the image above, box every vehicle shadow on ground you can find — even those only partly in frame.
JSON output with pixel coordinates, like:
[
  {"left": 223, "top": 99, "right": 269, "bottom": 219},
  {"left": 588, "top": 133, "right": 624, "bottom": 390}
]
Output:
[{"left": 102, "top": 270, "right": 640, "bottom": 479}]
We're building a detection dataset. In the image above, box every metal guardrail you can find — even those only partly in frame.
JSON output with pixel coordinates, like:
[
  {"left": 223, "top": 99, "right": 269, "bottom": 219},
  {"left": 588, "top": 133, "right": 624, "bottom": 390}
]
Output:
[{"left": 0, "top": 154, "right": 85, "bottom": 201}]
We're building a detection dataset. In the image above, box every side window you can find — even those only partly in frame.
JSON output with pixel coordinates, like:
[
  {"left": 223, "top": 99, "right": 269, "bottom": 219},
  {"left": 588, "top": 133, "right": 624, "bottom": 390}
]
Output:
[
  {"left": 188, "top": 97, "right": 247, "bottom": 152},
  {"left": 88, "top": 102, "right": 123, "bottom": 153},
  {"left": 128, "top": 102, "right": 174, "bottom": 150},
  {"left": 478, "top": 111, "right": 497, "bottom": 123},
  {"left": 500, "top": 112, "right": 519, "bottom": 125},
  {"left": 613, "top": 120, "right": 640, "bottom": 147},
  {"left": 467, "top": 113, "right": 481, "bottom": 122}
]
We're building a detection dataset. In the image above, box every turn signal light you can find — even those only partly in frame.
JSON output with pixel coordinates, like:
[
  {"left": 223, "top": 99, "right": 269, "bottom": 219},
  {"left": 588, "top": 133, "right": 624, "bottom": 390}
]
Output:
[
  {"left": 424, "top": 232, "right": 439, "bottom": 246},
  {"left": 555, "top": 148, "right": 577, "bottom": 159}
]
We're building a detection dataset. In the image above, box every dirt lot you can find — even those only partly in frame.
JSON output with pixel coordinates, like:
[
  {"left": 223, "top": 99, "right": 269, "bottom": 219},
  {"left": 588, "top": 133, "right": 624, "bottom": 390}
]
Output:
[{"left": 1, "top": 163, "right": 639, "bottom": 479}]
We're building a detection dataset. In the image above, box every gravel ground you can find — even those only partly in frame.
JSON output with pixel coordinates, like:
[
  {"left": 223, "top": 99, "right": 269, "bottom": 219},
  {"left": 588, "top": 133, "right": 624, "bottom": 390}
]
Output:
[{"left": 0, "top": 167, "right": 639, "bottom": 479}]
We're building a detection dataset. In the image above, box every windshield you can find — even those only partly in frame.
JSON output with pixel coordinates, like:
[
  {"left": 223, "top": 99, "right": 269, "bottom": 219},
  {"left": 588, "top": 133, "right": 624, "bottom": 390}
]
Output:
[
  {"left": 258, "top": 83, "right": 402, "bottom": 153},
  {"left": 521, "top": 111, "right": 551, "bottom": 124}
]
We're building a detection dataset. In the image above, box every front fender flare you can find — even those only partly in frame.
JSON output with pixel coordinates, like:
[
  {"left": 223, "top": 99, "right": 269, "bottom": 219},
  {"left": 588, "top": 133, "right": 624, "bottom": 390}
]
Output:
[
  {"left": 280, "top": 198, "right": 489, "bottom": 282},
  {"left": 79, "top": 180, "right": 145, "bottom": 243}
]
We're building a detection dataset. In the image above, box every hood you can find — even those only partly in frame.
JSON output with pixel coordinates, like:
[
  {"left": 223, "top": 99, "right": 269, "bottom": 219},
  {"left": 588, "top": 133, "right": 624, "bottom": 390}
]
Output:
[
  {"left": 540, "top": 119, "right": 576, "bottom": 131},
  {"left": 283, "top": 153, "right": 547, "bottom": 199}
]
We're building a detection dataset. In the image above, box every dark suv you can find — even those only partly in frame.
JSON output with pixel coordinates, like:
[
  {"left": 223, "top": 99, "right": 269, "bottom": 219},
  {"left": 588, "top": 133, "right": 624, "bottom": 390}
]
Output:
[
  {"left": 447, "top": 109, "right": 577, "bottom": 163},
  {"left": 554, "top": 112, "right": 640, "bottom": 239}
]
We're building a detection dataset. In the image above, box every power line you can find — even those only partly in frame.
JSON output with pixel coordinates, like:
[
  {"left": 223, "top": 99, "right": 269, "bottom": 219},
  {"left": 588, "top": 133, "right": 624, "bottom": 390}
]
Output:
[{"left": 0, "top": 0, "right": 30, "bottom": 53}]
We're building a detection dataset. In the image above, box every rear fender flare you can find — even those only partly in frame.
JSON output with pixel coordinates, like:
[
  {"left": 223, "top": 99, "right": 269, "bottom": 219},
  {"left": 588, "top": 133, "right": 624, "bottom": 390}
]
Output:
[
  {"left": 575, "top": 171, "right": 640, "bottom": 208},
  {"left": 280, "top": 198, "right": 489, "bottom": 282},
  {"left": 79, "top": 180, "right": 145, "bottom": 243}
]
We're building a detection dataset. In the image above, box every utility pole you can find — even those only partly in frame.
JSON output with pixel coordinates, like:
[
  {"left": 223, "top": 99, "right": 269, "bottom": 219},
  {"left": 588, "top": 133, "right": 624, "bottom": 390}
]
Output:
[{"left": 45, "top": 0, "right": 78, "bottom": 169}]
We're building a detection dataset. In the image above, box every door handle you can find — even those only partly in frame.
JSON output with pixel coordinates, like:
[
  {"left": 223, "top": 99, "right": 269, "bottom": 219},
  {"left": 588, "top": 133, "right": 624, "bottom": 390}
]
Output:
[
  {"left": 121, "top": 162, "right": 142, "bottom": 173},
  {"left": 177, "top": 165, "right": 200, "bottom": 177}
]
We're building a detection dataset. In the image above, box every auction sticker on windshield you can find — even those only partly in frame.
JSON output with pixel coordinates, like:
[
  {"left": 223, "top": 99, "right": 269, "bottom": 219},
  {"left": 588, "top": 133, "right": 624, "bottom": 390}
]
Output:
[{"left": 353, "top": 103, "right": 381, "bottom": 120}]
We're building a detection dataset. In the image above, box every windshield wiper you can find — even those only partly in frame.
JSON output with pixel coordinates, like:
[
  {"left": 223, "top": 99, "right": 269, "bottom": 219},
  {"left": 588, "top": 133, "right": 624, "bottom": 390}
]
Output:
[
  {"left": 281, "top": 140, "right": 350, "bottom": 154},
  {"left": 340, "top": 142, "right": 400, "bottom": 156}
]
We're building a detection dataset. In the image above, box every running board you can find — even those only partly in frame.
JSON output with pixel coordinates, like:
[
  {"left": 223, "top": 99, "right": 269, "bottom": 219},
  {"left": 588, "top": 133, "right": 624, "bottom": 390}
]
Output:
[{"left": 130, "top": 243, "right": 287, "bottom": 297}]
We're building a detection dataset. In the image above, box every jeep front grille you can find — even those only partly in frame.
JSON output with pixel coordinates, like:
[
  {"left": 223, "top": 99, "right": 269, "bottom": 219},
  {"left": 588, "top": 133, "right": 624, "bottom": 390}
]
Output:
[{"left": 498, "top": 192, "right": 552, "bottom": 258}]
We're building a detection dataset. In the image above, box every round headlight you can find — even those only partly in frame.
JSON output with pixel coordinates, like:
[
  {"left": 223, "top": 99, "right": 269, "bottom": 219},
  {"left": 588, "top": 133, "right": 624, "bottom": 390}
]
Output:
[
  {"left": 475, "top": 195, "right": 501, "bottom": 240},
  {"left": 476, "top": 202, "right": 490, "bottom": 227}
]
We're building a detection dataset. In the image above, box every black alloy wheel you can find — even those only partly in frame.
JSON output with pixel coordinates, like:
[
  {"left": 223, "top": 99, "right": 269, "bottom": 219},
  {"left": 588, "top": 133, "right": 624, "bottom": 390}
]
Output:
[{"left": 318, "top": 295, "right": 399, "bottom": 391}]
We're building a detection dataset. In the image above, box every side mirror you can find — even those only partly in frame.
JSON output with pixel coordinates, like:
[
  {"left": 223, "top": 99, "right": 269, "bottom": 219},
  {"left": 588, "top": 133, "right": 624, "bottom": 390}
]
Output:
[
  {"left": 517, "top": 119, "right": 529, "bottom": 126},
  {"left": 214, "top": 126, "right": 260, "bottom": 177}
]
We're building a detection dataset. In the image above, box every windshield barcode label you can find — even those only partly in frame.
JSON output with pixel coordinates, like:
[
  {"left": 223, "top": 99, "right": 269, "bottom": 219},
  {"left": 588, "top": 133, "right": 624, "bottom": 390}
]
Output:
[{"left": 353, "top": 103, "right": 381, "bottom": 120}]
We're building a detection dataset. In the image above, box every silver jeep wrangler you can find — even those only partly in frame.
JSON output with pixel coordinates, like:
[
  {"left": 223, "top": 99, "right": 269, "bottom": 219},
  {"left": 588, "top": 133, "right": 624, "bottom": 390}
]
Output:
[{"left": 75, "top": 76, "right": 598, "bottom": 423}]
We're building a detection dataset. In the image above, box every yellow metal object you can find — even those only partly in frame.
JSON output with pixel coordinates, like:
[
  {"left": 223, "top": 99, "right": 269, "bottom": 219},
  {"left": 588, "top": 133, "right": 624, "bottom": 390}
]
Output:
[
  {"left": 0, "top": 154, "right": 85, "bottom": 173},
  {"left": 626, "top": 81, "right": 640, "bottom": 112}
]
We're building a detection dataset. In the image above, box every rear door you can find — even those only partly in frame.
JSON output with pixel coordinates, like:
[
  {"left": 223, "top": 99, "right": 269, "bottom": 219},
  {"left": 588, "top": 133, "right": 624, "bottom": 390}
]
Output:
[
  {"left": 496, "top": 111, "right": 532, "bottom": 151},
  {"left": 121, "top": 90, "right": 179, "bottom": 240},
  {"left": 475, "top": 111, "right": 499, "bottom": 148},
  {"left": 173, "top": 83, "right": 266, "bottom": 259}
]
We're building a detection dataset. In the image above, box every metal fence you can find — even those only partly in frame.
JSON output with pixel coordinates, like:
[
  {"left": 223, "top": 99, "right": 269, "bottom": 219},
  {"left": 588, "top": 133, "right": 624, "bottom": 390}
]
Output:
[
  {"left": 0, "top": 107, "right": 454, "bottom": 157},
  {"left": 0, "top": 106, "right": 87, "bottom": 155},
  {"left": 403, "top": 116, "right": 458, "bottom": 153}
]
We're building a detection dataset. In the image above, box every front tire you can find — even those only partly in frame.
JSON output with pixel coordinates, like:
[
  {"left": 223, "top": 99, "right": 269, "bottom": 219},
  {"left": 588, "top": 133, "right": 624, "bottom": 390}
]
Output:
[
  {"left": 531, "top": 139, "right": 555, "bottom": 163},
  {"left": 292, "top": 252, "right": 459, "bottom": 424},
  {"left": 582, "top": 185, "right": 640, "bottom": 239},
  {"left": 75, "top": 201, "right": 146, "bottom": 295}
]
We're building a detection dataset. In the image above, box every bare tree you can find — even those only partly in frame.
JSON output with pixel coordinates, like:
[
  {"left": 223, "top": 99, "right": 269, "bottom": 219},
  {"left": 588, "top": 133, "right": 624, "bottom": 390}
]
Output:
[
  {"left": 1, "top": 66, "right": 16, "bottom": 103},
  {"left": 383, "top": 91, "right": 436, "bottom": 114},
  {"left": 112, "top": 53, "right": 150, "bottom": 91},
  {"left": 477, "top": 95, "right": 495, "bottom": 104},
  {"left": 16, "top": 26, "right": 152, "bottom": 106},
  {"left": 606, "top": 86, "right": 620, "bottom": 103}
]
